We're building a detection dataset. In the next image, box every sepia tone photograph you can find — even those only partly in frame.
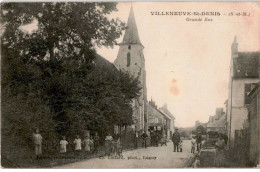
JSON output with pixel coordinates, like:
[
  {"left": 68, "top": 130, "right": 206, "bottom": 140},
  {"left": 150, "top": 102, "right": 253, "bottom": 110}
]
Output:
[{"left": 1, "top": 1, "right": 260, "bottom": 168}]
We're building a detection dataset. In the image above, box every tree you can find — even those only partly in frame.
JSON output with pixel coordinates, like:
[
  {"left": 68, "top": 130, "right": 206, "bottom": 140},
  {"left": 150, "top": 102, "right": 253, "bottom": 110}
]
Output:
[{"left": 1, "top": 2, "right": 141, "bottom": 166}]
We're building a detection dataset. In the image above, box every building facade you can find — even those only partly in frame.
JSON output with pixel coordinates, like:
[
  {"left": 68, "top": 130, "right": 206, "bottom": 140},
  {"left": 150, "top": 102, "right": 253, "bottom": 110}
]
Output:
[
  {"left": 227, "top": 37, "right": 260, "bottom": 148},
  {"left": 159, "top": 104, "right": 175, "bottom": 138},
  {"left": 247, "top": 82, "right": 260, "bottom": 166},
  {"left": 147, "top": 99, "right": 172, "bottom": 139},
  {"left": 114, "top": 7, "right": 148, "bottom": 132},
  {"left": 206, "top": 108, "right": 226, "bottom": 140}
]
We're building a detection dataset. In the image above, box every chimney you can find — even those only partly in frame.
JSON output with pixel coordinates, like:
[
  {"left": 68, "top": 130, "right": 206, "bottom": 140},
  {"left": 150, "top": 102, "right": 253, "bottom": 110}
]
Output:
[{"left": 231, "top": 36, "right": 238, "bottom": 58}]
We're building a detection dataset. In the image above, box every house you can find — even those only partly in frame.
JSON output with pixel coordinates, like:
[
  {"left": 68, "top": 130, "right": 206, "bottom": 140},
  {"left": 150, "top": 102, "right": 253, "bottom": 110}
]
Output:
[
  {"left": 246, "top": 82, "right": 260, "bottom": 166},
  {"left": 207, "top": 108, "right": 226, "bottom": 141},
  {"left": 226, "top": 36, "right": 260, "bottom": 148},
  {"left": 147, "top": 99, "right": 173, "bottom": 140},
  {"left": 159, "top": 104, "right": 175, "bottom": 137}
]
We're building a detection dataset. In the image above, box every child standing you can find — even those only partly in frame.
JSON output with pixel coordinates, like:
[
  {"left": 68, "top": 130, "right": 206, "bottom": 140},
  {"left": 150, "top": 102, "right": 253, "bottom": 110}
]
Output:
[
  {"left": 83, "top": 136, "right": 93, "bottom": 154},
  {"left": 179, "top": 140, "right": 183, "bottom": 152},
  {"left": 191, "top": 137, "right": 196, "bottom": 153},
  {"left": 33, "top": 128, "right": 43, "bottom": 159},
  {"left": 73, "top": 135, "right": 82, "bottom": 155},
  {"left": 60, "top": 136, "right": 68, "bottom": 154},
  {"left": 90, "top": 136, "right": 94, "bottom": 153}
]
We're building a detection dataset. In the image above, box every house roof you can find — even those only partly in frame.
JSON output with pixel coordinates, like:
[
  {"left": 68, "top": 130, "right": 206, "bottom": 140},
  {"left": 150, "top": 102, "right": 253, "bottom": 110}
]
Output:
[
  {"left": 147, "top": 102, "right": 172, "bottom": 120},
  {"left": 159, "top": 104, "right": 175, "bottom": 120},
  {"left": 233, "top": 52, "right": 260, "bottom": 78},
  {"left": 207, "top": 114, "right": 226, "bottom": 128}
]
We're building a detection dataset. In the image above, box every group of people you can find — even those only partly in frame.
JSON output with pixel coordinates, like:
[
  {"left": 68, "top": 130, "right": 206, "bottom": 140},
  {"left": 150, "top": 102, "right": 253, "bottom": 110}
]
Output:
[
  {"left": 150, "top": 131, "right": 161, "bottom": 147},
  {"left": 69, "top": 134, "right": 99, "bottom": 155},
  {"left": 32, "top": 129, "right": 100, "bottom": 158},
  {"left": 215, "top": 133, "right": 228, "bottom": 167},
  {"left": 138, "top": 130, "right": 167, "bottom": 149},
  {"left": 191, "top": 134, "right": 203, "bottom": 153},
  {"left": 104, "top": 132, "right": 121, "bottom": 157}
]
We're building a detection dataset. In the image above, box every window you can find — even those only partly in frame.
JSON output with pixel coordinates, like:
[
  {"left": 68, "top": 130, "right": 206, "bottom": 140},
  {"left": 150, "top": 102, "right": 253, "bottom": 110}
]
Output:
[
  {"left": 244, "top": 83, "right": 258, "bottom": 104},
  {"left": 128, "top": 45, "right": 131, "bottom": 50},
  {"left": 127, "top": 52, "right": 130, "bottom": 67}
]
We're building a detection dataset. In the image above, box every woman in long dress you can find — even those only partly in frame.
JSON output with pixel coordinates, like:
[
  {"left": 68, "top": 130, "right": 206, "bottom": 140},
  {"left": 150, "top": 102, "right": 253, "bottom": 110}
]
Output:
[
  {"left": 83, "top": 136, "right": 92, "bottom": 154},
  {"left": 215, "top": 133, "right": 226, "bottom": 167},
  {"left": 105, "top": 133, "right": 113, "bottom": 156}
]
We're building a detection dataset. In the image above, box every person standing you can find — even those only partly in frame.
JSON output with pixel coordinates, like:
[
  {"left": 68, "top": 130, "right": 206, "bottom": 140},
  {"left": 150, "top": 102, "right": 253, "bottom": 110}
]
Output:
[
  {"left": 105, "top": 132, "right": 113, "bottom": 156},
  {"left": 73, "top": 135, "right": 82, "bottom": 155},
  {"left": 134, "top": 131, "right": 139, "bottom": 148},
  {"left": 90, "top": 136, "right": 94, "bottom": 153},
  {"left": 33, "top": 128, "right": 43, "bottom": 159},
  {"left": 60, "top": 136, "right": 68, "bottom": 154},
  {"left": 93, "top": 133, "right": 100, "bottom": 153},
  {"left": 83, "top": 135, "right": 92, "bottom": 154},
  {"left": 113, "top": 131, "right": 120, "bottom": 143},
  {"left": 155, "top": 132, "right": 160, "bottom": 147},
  {"left": 179, "top": 140, "right": 183, "bottom": 152},
  {"left": 196, "top": 134, "right": 202, "bottom": 152},
  {"left": 172, "top": 128, "right": 180, "bottom": 152},
  {"left": 113, "top": 131, "right": 120, "bottom": 155},
  {"left": 191, "top": 136, "right": 196, "bottom": 154},
  {"left": 215, "top": 133, "right": 226, "bottom": 167},
  {"left": 141, "top": 131, "right": 148, "bottom": 149}
]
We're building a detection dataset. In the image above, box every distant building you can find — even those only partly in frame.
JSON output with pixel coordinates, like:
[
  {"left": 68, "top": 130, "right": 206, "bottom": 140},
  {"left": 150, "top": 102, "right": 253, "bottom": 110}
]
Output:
[
  {"left": 159, "top": 104, "right": 175, "bottom": 137},
  {"left": 226, "top": 37, "right": 260, "bottom": 148},
  {"left": 207, "top": 108, "right": 226, "bottom": 137},
  {"left": 246, "top": 82, "right": 260, "bottom": 166},
  {"left": 114, "top": 7, "right": 147, "bottom": 132},
  {"left": 147, "top": 99, "right": 173, "bottom": 139}
]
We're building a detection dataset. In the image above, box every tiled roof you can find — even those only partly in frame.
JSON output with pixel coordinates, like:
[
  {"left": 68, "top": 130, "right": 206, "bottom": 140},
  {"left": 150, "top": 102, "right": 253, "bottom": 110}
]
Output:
[
  {"left": 94, "top": 54, "right": 117, "bottom": 70},
  {"left": 159, "top": 104, "right": 175, "bottom": 120},
  {"left": 233, "top": 52, "right": 260, "bottom": 78}
]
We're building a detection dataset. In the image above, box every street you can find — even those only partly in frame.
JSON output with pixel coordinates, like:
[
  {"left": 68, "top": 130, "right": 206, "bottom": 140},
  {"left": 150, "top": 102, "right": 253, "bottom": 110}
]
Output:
[{"left": 56, "top": 140, "right": 194, "bottom": 168}]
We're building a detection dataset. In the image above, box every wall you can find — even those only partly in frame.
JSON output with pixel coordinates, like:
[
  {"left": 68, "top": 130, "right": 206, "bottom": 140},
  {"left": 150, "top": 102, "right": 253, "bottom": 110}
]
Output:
[
  {"left": 114, "top": 43, "right": 147, "bottom": 132},
  {"left": 227, "top": 78, "right": 260, "bottom": 147},
  {"left": 147, "top": 103, "right": 172, "bottom": 139},
  {"left": 248, "top": 84, "right": 260, "bottom": 165}
]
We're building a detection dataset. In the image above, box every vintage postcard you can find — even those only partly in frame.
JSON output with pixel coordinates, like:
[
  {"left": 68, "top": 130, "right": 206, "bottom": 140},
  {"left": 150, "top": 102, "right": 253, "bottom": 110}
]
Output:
[{"left": 1, "top": 1, "right": 260, "bottom": 168}]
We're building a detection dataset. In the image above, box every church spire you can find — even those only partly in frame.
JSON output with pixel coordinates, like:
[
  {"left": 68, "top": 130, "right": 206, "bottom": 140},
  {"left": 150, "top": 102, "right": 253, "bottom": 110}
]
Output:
[{"left": 121, "top": 7, "right": 142, "bottom": 45}]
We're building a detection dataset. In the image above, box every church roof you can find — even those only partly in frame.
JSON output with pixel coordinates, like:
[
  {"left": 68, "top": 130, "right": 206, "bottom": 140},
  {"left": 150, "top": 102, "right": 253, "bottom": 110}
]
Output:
[
  {"left": 94, "top": 53, "right": 117, "bottom": 71},
  {"left": 120, "top": 7, "right": 143, "bottom": 46},
  {"left": 233, "top": 51, "right": 260, "bottom": 78}
]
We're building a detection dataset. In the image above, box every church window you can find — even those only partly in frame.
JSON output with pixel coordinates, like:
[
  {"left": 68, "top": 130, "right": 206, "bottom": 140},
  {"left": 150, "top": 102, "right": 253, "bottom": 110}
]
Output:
[
  {"left": 128, "top": 45, "right": 131, "bottom": 50},
  {"left": 127, "top": 52, "right": 131, "bottom": 67}
]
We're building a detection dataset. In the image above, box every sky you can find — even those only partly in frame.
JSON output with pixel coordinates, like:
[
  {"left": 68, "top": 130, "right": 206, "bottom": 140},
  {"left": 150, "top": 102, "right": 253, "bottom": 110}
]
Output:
[{"left": 97, "top": 2, "right": 260, "bottom": 127}]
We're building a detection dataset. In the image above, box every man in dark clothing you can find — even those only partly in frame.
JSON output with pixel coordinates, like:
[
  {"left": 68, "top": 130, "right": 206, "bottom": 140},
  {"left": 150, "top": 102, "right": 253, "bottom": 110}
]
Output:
[
  {"left": 172, "top": 128, "right": 181, "bottom": 152},
  {"left": 93, "top": 132, "right": 100, "bottom": 153},
  {"left": 150, "top": 131, "right": 154, "bottom": 146},
  {"left": 141, "top": 131, "right": 148, "bottom": 149},
  {"left": 223, "top": 134, "right": 228, "bottom": 145},
  {"left": 113, "top": 132, "right": 120, "bottom": 142},
  {"left": 196, "top": 134, "right": 202, "bottom": 151}
]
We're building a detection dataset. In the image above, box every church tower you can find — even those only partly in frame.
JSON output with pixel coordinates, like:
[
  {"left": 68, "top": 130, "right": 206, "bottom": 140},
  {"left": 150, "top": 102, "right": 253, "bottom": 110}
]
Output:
[{"left": 114, "top": 7, "right": 147, "bottom": 132}]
